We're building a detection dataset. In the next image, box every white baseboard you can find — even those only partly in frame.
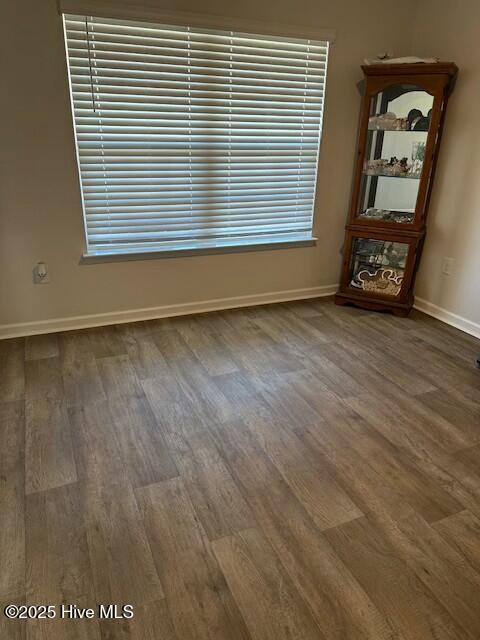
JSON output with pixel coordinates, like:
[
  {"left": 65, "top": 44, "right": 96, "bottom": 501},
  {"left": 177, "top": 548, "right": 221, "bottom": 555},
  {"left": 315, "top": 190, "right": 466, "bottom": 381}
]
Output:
[
  {"left": 0, "top": 284, "right": 338, "bottom": 339},
  {"left": 3, "top": 286, "right": 478, "bottom": 341},
  {"left": 414, "top": 297, "right": 480, "bottom": 340}
]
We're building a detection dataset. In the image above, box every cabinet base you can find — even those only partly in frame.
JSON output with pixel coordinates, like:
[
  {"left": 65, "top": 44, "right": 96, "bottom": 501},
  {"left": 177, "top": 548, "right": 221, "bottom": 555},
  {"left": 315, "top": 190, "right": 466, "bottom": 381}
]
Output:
[{"left": 334, "top": 292, "right": 412, "bottom": 317}]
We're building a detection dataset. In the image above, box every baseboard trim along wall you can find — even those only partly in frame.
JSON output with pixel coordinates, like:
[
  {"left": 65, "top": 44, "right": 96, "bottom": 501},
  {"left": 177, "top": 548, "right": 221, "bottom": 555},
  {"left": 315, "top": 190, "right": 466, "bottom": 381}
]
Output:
[
  {"left": 0, "top": 284, "right": 338, "bottom": 339},
  {"left": 414, "top": 297, "right": 480, "bottom": 340},
  {"left": 1, "top": 287, "right": 479, "bottom": 340}
]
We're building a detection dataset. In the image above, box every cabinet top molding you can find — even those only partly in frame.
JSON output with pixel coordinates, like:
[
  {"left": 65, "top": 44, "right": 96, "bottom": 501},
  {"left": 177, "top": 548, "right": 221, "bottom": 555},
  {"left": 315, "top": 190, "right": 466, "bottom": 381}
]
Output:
[{"left": 361, "top": 62, "right": 458, "bottom": 77}]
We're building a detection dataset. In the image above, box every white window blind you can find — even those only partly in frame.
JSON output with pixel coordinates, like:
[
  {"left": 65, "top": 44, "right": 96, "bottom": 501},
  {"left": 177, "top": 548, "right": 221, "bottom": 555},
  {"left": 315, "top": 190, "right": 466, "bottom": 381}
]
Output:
[{"left": 63, "top": 14, "right": 328, "bottom": 256}]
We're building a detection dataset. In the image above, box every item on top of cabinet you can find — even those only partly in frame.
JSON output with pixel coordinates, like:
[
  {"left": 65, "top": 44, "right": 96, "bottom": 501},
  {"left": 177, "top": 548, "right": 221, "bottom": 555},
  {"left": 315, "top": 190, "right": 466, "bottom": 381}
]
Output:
[
  {"left": 364, "top": 158, "right": 387, "bottom": 175},
  {"left": 368, "top": 112, "right": 408, "bottom": 130},
  {"left": 364, "top": 156, "right": 412, "bottom": 177},
  {"left": 360, "top": 208, "right": 415, "bottom": 224},
  {"left": 364, "top": 56, "right": 439, "bottom": 65},
  {"left": 361, "top": 207, "right": 386, "bottom": 219},
  {"left": 407, "top": 108, "right": 431, "bottom": 131}
]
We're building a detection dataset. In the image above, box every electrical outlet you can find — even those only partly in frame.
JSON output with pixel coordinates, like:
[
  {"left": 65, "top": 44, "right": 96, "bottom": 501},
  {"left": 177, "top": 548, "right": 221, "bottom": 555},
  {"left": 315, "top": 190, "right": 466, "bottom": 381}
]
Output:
[
  {"left": 441, "top": 257, "right": 454, "bottom": 276},
  {"left": 33, "top": 262, "right": 50, "bottom": 284}
]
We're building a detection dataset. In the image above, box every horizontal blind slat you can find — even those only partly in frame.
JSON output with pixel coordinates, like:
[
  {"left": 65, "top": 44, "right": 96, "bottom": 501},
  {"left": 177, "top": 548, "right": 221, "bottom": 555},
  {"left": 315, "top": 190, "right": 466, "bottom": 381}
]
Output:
[{"left": 64, "top": 12, "right": 327, "bottom": 254}]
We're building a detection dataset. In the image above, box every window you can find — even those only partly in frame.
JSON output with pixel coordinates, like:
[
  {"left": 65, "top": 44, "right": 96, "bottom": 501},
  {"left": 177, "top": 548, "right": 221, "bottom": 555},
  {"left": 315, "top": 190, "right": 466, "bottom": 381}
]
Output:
[{"left": 63, "top": 14, "right": 329, "bottom": 256}]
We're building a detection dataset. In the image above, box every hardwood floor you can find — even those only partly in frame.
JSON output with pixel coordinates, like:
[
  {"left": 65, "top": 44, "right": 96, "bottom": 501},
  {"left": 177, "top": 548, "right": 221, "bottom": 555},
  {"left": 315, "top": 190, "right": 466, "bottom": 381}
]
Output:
[{"left": 1, "top": 298, "right": 480, "bottom": 639}]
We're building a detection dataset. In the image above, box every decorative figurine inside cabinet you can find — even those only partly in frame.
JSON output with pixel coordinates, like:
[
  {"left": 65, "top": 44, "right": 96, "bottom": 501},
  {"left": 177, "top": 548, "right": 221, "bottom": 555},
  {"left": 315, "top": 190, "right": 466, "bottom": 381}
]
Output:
[{"left": 335, "top": 62, "right": 458, "bottom": 316}]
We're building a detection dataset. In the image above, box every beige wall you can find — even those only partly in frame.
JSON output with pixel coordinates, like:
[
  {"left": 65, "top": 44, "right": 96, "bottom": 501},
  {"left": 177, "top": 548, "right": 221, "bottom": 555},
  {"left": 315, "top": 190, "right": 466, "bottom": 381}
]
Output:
[
  {"left": 412, "top": 0, "right": 480, "bottom": 325},
  {"left": 1, "top": 0, "right": 418, "bottom": 328}
]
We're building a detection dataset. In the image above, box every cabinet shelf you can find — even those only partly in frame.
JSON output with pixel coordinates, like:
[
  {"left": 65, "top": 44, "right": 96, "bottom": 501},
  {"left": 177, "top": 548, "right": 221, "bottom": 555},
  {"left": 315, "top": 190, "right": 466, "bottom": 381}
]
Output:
[
  {"left": 363, "top": 171, "right": 421, "bottom": 180},
  {"left": 359, "top": 208, "right": 415, "bottom": 224},
  {"left": 367, "top": 127, "right": 428, "bottom": 132}
]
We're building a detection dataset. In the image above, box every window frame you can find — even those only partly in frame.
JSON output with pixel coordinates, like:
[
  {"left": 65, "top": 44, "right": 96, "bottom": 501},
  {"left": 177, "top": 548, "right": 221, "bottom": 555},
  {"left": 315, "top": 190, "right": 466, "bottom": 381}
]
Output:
[{"left": 62, "top": 11, "right": 333, "bottom": 261}]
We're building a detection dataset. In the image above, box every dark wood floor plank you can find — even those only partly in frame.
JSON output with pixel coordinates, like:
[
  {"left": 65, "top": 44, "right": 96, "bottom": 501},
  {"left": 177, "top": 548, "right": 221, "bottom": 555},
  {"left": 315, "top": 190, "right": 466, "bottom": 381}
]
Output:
[
  {"left": 353, "top": 427, "right": 464, "bottom": 523},
  {"left": 25, "top": 333, "right": 59, "bottom": 361},
  {"left": 97, "top": 354, "right": 143, "bottom": 398},
  {"left": 317, "top": 315, "right": 437, "bottom": 398},
  {"left": 218, "top": 436, "right": 397, "bottom": 640},
  {"left": 0, "top": 338, "right": 25, "bottom": 402},
  {"left": 137, "top": 477, "right": 206, "bottom": 555},
  {"left": 171, "top": 432, "right": 256, "bottom": 540},
  {"left": 0, "top": 401, "right": 25, "bottom": 601},
  {"left": 152, "top": 329, "right": 235, "bottom": 424},
  {"left": 69, "top": 401, "right": 163, "bottom": 607},
  {"left": 119, "top": 326, "right": 168, "bottom": 381},
  {"left": 209, "top": 418, "right": 285, "bottom": 497},
  {"left": 25, "top": 356, "right": 63, "bottom": 401},
  {"left": 106, "top": 391, "right": 178, "bottom": 488},
  {"left": 25, "top": 595, "right": 102, "bottom": 640},
  {"left": 378, "top": 334, "right": 480, "bottom": 403},
  {"left": 306, "top": 350, "right": 367, "bottom": 398},
  {"left": 417, "top": 388, "right": 480, "bottom": 446},
  {"left": 175, "top": 363, "right": 236, "bottom": 425},
  {"left": 248, "top": 305, "right": 328, "bottom": 361},
  {"left": 306, "top": 312, "right": 358, "bottom": 343},
  {"left": 176, "top": 316, "right": 240, "bottom": 376},
  {"left": 316, "top": 342, "right": 473, "bottom": 453},
  {"left": 454, "top": 444, "right": 480, "bottom": 477},
  {"left": 302, "top": 416, "right": 463, "bottom": 523},
  {"left": 86, "top": 325, "right": 127, "bottom": 359},
  {"left": 142, "top": 373, "right": 203, "bottom": 436},
  {"left": 26, "top": 483, "right": 94, "bottom": 603},
  {"left": 433, "top": 510, "right": 480, "bottom": 576},
  {"left": 284, "top": 298, "right": 328, "bottom": 318},
  {"left": 211, "top": 313, "right": 305, "bottom": 376},
  {"left": 144, "top": 377, "right": 255, "bottom": 540},
  {"left": 212, "top": 527, "right": 325, "bottom": 640},
  {"left": 301, "top": 422, "right": 409, "bottom": 517},
  {"left": 75, "top": 380, "right": 178, "bottom": 486},
  {"left": 59, "top": 331, "right": 105, "bottom": 408},
  {"left": 411, "top": 322, "right": 480, "bottom": 366},
  {"left": 325, "top": 516, "right": 466, "bottom": 640},
  {"left": 83, "top": 480, "right": 163, "bottom": 608},
  {"left": 99, "top": 599, "right": 177, "bottom": 640},
  {"left": 242, "top": 412, "right": 363, "bottom": 530},
  {"left": 354, "top": 343, "right": 437, "bottom": 397},
  {"left": 0, "top": 596, "right": 25, "bottom": 640},
  {"left": 368, "top": 505, "right": 480, "bottom": 639},
  {"left": 253, "top": 371, "right": 324, "bottom": 430},
  {"left": 420, "top": 350, "right": 480, "bottom": 403},
  {"left": 345, "top": 393, "right": 459, "bottom": 462},
  {"left": 411, "top": 453, "right": 480, "bottom": 522},
  {"left": 250, "top": 483, "right": 398, "bottom": 640},
  {"left": 359, "top": 313, "right": 417, "bottom": 344},
  {"left": 279, "top": 367, "right": 368, "bottom": 427},
  {"left": 25, "top": 394, "right": 77, "bottom": 495},
  {"left": 137, "top": 478, "right": 252, "bottom": 640},
  {"left": 69, "top": 400, "right": 126, "bottom": 485}
]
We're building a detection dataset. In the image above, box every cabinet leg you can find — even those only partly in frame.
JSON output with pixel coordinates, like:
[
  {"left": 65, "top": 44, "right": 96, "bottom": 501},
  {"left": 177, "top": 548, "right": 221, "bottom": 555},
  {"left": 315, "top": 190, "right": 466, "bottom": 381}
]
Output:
[
  {"left": 392, "top": 307, "right": 411, "bottom": 318},
  {"left": 334, "top": 295, "right": 348, "bottom": 307}
]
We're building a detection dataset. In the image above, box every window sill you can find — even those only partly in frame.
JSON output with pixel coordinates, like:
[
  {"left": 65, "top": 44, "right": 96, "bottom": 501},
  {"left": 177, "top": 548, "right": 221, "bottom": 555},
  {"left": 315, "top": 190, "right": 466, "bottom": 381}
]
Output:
[{"left": 80, "top": 236, "right": 317, "bottom": 264}]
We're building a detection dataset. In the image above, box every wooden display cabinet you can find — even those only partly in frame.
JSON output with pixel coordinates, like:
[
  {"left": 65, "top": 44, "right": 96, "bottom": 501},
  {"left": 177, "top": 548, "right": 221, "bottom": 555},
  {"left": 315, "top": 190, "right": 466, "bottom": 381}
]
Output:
[{"left": 335, "top": 62, "right": 458, "bottom": 316}]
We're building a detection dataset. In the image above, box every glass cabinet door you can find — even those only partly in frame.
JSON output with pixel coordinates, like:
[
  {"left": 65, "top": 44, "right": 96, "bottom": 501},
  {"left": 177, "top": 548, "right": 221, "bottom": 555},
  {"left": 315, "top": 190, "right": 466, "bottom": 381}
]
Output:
[
  {"left": 348, "top": 237, "right": 410, "bottom": 298},
  {"left": 357, "top": 85, "right": 434, "bottom": 225}
]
